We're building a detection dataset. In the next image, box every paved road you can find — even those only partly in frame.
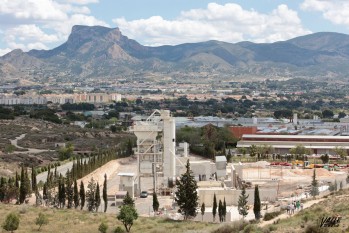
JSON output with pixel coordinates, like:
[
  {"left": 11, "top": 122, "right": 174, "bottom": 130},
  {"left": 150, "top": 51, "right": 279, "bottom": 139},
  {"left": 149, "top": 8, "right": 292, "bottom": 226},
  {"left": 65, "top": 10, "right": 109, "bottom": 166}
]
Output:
[
  {"left": 36, "top": 158, "right": 88, "bottom": 183},
  {"left": 10, "top": 133, "right": 52, "bottom": 154}
]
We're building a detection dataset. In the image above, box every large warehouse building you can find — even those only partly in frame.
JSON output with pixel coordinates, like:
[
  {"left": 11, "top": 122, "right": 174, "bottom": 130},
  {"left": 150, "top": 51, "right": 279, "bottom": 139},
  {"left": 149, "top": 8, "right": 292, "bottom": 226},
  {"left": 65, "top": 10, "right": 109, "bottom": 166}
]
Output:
[{"left": 237, "top": 134, "right": 349, "bottom": 155}]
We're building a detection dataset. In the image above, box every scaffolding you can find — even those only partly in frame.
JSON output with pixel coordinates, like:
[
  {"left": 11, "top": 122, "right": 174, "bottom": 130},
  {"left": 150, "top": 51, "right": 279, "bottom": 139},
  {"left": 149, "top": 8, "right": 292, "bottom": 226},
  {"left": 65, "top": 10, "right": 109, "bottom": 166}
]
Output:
[{"left": 129, "top": 110, "right": 176, "bottom": 194}]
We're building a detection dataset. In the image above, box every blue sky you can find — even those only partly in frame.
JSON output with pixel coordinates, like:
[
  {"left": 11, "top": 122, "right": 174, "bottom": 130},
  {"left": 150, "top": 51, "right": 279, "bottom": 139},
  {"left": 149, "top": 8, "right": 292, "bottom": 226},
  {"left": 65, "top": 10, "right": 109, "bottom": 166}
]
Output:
[{"left": 0, "top": 0, "right": 348, "bottom": 55}]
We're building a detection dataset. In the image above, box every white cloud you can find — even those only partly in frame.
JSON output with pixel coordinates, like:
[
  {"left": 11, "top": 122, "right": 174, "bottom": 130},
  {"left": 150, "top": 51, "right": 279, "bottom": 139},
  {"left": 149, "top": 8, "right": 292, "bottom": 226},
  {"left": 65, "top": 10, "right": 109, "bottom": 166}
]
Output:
[
  {"left": 0, "top": 48, "right": 11, "bottom": 56},
  {"left": 301, "top": 0, "right": 349, "bottom": 26},
  {"left": 61, "top": 0, "right": 99, "bottom": 4},
  {"left": 0, "top": 0, "right": 107, "bottom": 53},
  {"left": 113, "top": 3, "right": 311, "bottom": 46},
  {"left": 0, "top": 0, "right": 67, "bottom": 21},
  {"left": 6, "top": 25, "right": 59, "bottom": 43}
]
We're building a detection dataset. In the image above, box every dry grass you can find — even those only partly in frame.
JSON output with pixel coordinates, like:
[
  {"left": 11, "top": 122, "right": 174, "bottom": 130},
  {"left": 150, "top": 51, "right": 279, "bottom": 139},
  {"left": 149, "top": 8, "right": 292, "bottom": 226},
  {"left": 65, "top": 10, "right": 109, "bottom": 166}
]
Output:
[{"left": 0, "top": 204, "right": 217, "bottom": 233}]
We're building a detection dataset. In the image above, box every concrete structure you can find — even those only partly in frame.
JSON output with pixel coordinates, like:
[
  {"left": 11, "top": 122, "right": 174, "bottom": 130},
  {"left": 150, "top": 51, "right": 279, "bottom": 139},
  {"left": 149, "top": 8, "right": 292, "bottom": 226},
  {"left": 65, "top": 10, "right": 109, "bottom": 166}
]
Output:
[
  {"left": 0, "top": 95, "right": 47, "bottom": 105},
  {"left": 177, "top": 142, "right": 189, "bottom": 157},
  {"left": 118, "top": 173, "right": 136, "bottom": 198},
  {"left": 162, "top": 110, "right": 176, "bottom": 181},
  {"left": 0, "top": 92, "right": 121, "bottom": 105},
  {"left": 129, "top": 110, "right": 176, "bottom": 194},
  {"left": 237, "top": 134, "right": 349, "bottom": 155},
  {"left": 187, "top": 160, "right": 215, "bottom": 181},
  {"left": 293, "top": 113, "right": 298, "bottom": 125},
  {"left": 74, "top": 93, "right": 121, "bottom": 103},
  {"left": 215, "top": 156, "right": 227, "bottom": 179},
  {"left": 198, "top": 188, "right": 277, "bottom": 206}
]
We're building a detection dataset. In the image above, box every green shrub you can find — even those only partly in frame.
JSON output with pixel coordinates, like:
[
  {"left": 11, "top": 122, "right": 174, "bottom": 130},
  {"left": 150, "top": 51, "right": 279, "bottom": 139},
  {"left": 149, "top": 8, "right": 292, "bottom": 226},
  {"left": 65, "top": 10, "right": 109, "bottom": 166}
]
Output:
[
  {"left": 305, "top": 223, "right": 329, "bottom": 233},
  {"left": 268, "top": 225, "right": 277, "bottom": 232},
  {"left": 243, "top": 224, "right": 262, "bottom": 233},
  {"left": 114, "top": 226, "right": 125, "bottom": 233},
  {"left": 98, "top": 222, "right": 108, "bottom": 233},
  {"left": 2, "top": 212, "right": 20, "bottom": 232},
  {"left": 212, "top": 221, "right": 248, "bottom": 233},
  {"left": 263, "top": 211, "right": 282, "bottom": 221}
]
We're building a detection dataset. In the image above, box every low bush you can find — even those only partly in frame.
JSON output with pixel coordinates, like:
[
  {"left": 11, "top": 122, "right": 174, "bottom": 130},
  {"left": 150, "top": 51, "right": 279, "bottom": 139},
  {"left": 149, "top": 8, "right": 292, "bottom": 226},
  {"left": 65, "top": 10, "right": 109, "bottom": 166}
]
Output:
[
  {"left": 212, "top": 221, "right": 248, "bottom": 233},
  {"left": 113, "top": 226, "right": 125, "bottom": 233},
  {"left": 263, "top": 211, "right": 282, "bottom": 221}
]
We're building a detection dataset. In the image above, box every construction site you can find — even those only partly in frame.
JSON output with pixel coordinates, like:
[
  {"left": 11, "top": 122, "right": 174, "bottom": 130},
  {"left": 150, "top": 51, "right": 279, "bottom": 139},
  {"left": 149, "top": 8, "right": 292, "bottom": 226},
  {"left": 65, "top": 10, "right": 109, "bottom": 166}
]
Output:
[{"left": 108, "top": 110, "right": 349, "bottom": 220}]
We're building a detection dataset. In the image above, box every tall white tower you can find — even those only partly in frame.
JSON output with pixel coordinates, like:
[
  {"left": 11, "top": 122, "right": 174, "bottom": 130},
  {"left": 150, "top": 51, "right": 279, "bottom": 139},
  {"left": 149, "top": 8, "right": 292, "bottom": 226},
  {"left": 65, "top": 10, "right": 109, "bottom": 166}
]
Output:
[{"left": 161, "top": 110, "right": 176, "bottom": 181}]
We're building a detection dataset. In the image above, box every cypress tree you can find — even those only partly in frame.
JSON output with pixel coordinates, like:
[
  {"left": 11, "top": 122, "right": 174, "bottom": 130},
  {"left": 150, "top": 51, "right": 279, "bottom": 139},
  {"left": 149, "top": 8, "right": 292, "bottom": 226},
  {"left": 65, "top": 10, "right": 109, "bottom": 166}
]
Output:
[
  {"left": 58, "top": 178, "right": 62, "bottom": 208},
  {"left": 212, "top": 193, "right": 217, "bottom": 222},
  {"left": 310, "top": 169, "right": 319, "bottom": 198},
  {"left": 238, "top": 186, "right": 249, "bottom": 220},
  {"left": 15, "top": 171, "right": 19, "bottom": 189},
  {"left": 253, "top": 185, "right": 261, "bottom": 220},
  {"left": 59, "top": 176, "right": 66, "bottom": 208},
  {"left": 80, "top": 181, "right": 85, "bottom": 210},
  {"left": 54, "top": 166, "right": 58, "bottom": 179},
  {"left": 19, "top": 166, "right": 27, "bottom": 204},
  {"left": 25, "top": 168, "right": 31, "bottom": 194},
  {"left": 31, "top": 166, "right": 37, "bottom": 192},
  {"left": 66, "top": 177, "right": 73, "bottom": 209},
  {"left": 0, "top": 177, "right": 6, "bottom": 202},
  {"left": 74, "top": 179, "right": 79, "bottom": 209},
  {"left": 86, "top": 178, "right": 96, "bottom": 212},
  {"left": 152, "top": 192, "right": 159, "bottom": 212},
  {"left": 218, "top": 200, "right": 223, "bottom": 222},
  {"left": 223, "top": 198, "right": 227, "bottom": 222},
  {"left": 43, "top": 182, "right": 48, "bottom": 201},
  {"left": 200, "top": 203, "right": 205, "bottom": 222},
  {"left": 46, "top": 166, "right": 51, "bottom": 187},
  {"left": 175, "top": 159, "right": 198, "bottom": 220},
  {"left": 103, "top": 174, "right": 108, "bottom": 212},
  {"left": 95, "top": 182, "right": 101, "bottom": 212}
]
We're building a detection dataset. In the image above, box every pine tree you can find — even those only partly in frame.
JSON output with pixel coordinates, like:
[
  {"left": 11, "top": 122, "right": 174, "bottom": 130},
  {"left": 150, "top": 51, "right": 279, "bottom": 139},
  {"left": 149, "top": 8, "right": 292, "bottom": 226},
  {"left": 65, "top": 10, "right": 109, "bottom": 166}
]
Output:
[
  {"left": 95, "top": 182, "right": 101, "bottom": 212},
  {"left": 212, "top": 193, "right": 217, "bottom": 222},
  {"left": 80, "top": 181, "right": 85, "bottom": 210},
  {"left": 103, "top": 174, "right": 107, "bottom": 212},
  {"left": 117, "top": 204, "right": 138, "bottom": 233},
  {"left": 152, "top": 192, "right": 159, "bottom": 212},
  {"left": 310, "top": 169, "right": 319, "bottom": 198},
  {"left": 253, "top": 185, "right": 261, "bottom": 220},
  {"left": 122, "top": 192, "right": 134, "bottom": 206},
  {"left": 218, "top": 200, "right": 223, "bottom": 222},
  {"left": 73, "top": 179, "right": 79, "bottom": 209},
  {"left": 238, "top": 186, "right": 249, "bottom": 220},
  {"left": 175, "top": 159, "right": 198, "bottom": 220},
  {"left": 200, "top": 203, "right": 205, "bottom": 221}
]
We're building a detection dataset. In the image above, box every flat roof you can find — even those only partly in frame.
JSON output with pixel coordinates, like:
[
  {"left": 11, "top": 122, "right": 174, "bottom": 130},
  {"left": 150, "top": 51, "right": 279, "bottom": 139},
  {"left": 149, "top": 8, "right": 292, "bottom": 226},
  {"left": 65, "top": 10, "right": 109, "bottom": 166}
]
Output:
[
  {"left": 215, "top": 156, "right": 227, "bottom": 162},
  {"left": 238, "top": 144, "right": 349, "bottom": 149},
  {"left": 117, "top": 172, "right": 135, "bottom": 177},
  {"left": 242, "top": 134, "right": 349, "bottom": 139}
]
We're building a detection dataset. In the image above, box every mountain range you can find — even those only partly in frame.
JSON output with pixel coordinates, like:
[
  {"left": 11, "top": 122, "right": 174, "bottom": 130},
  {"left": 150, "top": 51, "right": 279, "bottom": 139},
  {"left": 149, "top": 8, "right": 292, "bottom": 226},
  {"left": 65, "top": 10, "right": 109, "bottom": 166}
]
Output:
[{"left": 2, "top": 25, "right": 349, "bottom": 81}]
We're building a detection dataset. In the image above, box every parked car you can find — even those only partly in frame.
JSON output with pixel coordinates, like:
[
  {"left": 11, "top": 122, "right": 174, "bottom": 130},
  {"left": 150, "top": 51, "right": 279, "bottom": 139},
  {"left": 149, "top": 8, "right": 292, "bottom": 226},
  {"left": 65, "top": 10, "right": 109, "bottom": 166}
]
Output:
[{"left": 140, "top": 191, "right": 148, "bottom": 198}]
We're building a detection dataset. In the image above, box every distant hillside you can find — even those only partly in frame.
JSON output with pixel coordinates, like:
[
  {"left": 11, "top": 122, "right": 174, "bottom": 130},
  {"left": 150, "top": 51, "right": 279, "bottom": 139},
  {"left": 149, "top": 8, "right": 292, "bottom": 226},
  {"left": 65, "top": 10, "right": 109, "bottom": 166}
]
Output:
[{"left": 2, "top": 25, "right": 349, "bottom": 81}]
